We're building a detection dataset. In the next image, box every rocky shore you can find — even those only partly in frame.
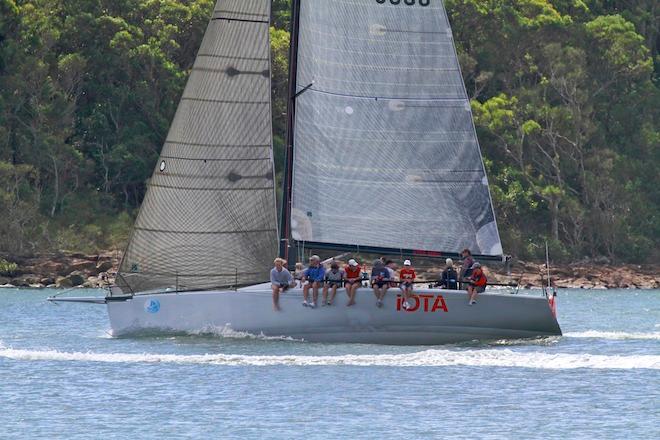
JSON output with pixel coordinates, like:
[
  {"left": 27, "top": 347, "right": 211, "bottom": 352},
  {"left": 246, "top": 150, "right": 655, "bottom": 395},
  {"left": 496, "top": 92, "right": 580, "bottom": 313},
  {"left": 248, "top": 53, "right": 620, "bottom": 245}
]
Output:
[
  {"left": 485, "top": 261, "right": 659, "bottom": 290},
  {"left": 0, "top": 252, "right": 119, "bottom": 289},
  {"left": 0, "top": 252, "right": 657, "bottom": 290}
]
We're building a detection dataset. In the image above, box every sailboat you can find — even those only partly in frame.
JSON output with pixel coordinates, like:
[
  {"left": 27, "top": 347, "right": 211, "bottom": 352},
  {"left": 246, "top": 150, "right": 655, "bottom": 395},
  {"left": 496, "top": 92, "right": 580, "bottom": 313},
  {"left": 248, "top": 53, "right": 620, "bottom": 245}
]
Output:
[{"left": 50, "top": 0, "right": 561, "bottom": 344}]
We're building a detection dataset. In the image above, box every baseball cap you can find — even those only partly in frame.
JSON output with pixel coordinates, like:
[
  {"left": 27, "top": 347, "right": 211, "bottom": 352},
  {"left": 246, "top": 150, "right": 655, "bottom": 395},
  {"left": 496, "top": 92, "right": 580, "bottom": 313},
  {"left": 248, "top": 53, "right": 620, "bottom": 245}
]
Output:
[
  {"left": 348, "top": 259, "right": 358, "bottom": 267},
  {"left": 310, "top": 255, "right": 320, "bottom": 261},
  {"left": 403, "top": 260, "right": 411, "bottom": 266},
  {"left": 472, "top": 262, "right": 481, "bottom": 269},
  {"left": 446, "top": 258, "right": 453, "bottom": 266}
]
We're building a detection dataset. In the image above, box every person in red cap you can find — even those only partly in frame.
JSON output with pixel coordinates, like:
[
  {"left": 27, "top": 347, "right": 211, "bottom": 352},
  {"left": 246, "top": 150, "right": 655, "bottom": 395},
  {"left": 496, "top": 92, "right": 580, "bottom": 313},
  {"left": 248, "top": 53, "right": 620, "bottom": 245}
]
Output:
[{"left": 399, "top": 260, "right": 416, "bottom": 310}]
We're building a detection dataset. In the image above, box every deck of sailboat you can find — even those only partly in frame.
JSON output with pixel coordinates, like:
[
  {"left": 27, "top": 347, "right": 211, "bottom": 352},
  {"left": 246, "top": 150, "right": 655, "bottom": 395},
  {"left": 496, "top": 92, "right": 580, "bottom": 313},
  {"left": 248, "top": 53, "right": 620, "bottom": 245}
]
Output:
[{"left": 106, "top": 286, "right": 561, "bottom": 344}]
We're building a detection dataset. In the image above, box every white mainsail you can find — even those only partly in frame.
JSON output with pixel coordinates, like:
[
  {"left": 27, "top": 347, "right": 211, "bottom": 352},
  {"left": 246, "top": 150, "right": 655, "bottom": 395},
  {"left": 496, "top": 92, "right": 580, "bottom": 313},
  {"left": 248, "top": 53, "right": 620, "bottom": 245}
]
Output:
[{"left": 287, "top": 0, "right": 503, "bottom": 257}]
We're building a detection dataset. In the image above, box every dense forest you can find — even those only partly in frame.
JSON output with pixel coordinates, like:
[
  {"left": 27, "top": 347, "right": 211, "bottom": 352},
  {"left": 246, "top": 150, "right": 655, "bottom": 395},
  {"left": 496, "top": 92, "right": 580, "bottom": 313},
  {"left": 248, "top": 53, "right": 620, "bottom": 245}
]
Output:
[{"left": 0, "top": 0, "right": 657, "bottom": 263}]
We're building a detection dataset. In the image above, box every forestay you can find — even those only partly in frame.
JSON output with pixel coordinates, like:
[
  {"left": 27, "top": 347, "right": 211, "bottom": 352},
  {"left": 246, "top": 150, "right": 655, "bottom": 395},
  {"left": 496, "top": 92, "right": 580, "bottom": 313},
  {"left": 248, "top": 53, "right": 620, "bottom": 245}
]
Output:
[
  {"left": 117, "top": 0, "right": 278, "bottom": 294},
  {"left": 289, "top": 0, "right": 502, "bottom": 256}
]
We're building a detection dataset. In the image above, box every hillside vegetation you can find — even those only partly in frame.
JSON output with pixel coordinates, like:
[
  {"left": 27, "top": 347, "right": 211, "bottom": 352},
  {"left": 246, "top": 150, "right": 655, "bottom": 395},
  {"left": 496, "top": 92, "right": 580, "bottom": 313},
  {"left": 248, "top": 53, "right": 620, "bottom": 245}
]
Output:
[{"left": 0, "top": 0, "right": 658, "bottom": 262}]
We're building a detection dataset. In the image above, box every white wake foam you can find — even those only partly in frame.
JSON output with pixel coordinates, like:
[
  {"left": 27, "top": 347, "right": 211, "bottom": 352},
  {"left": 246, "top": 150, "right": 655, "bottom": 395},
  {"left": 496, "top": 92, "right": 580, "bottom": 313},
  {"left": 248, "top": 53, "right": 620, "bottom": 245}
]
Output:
[
  {"left": 1, "top": 345, "right": 658, "bottom": 370},
  {"left": 186, "top": 325, "right": 301, "bottom": 342},
  {"left": 565, "top": 331, "right": 660, "bottom": 341}
]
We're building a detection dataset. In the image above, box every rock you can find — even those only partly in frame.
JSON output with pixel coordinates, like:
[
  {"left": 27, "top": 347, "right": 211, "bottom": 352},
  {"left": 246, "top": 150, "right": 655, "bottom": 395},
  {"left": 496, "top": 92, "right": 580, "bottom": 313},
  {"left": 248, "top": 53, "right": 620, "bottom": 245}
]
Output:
[
  {"left": 10, "top": 278, "right": 29, "bottom": 287},
  {"left": 0, "top": 276, "right": 10, "bottom": 285},
  {"left": 67, "top": 271, "right": 86, "bottom": 287},
  {"left": 70, "top": 260, "right": 97, "bottom": 273},
  {"left": 40, "top": 277, "right": 55, "bottom": 286},
  {"left": 96, "top": 261, "right": 114, "bottom": 273},
  {"left": 56, "top": 276, "right": 73, "bottom": 288},
  {"left": 10, "top": 274, "right": 41, "bottom": 287}
]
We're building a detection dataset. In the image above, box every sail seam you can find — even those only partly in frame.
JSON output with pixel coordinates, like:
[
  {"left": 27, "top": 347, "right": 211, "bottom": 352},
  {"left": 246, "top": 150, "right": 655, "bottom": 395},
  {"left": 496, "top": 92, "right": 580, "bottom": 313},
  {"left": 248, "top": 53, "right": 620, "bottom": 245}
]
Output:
[
  {"left": 197, "top": 53, "right": 268, "bottom": 62},
  {"left": 214, "top": 10, "right": 268, "bottom": 18},
  {"left": 212, "top": 16, "right": 269, "bottom": 24},
  {"left": 134, "top": 227, "right": 277, "bottom": 235},
  {"left": 180, "top": 97, "right": 268, "bottom": 105},
  {"left": 295, "top": 87, "right": 470, "bottom": 102},
  {"left": 160, "top": 156, "right": 270, "bottom": 162},
  {"left": 147, "top": 184, "right": 273, "bottom": 192},
  {"left": 164, "top": 141, "right": 269, "bottom": 148}
]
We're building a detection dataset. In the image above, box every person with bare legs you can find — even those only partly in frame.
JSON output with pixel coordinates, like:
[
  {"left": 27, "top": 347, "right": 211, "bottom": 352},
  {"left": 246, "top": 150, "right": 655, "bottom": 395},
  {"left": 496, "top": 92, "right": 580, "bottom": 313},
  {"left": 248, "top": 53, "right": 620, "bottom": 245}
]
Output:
[
  {"left": 302, "top": 255, "right": 325, "bottom": 308},
  {"left": 466, "top": 263, "right": 487, "bottom": 305},
  {"left": 270, "top": 258, "right": 296, "bottom": 311},
  {"left": 371, "top": 259, "right": 390, "bottom": 308},
  {"left": 399, "top": 260, "right": 416, "bottom": 310},
  {"left": 344, "top": 259, "right": 362, "bottom": 306},
  {"left": 323, "top": 261, "right": 344, "bottom": 306}
]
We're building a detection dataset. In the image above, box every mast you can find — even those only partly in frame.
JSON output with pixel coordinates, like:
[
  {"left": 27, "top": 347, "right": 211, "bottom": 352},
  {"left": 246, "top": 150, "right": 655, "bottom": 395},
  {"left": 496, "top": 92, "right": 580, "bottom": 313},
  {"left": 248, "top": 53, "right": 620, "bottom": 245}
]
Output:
[{"left": 279, "top": 0, "right": 301, "bottom": 261}]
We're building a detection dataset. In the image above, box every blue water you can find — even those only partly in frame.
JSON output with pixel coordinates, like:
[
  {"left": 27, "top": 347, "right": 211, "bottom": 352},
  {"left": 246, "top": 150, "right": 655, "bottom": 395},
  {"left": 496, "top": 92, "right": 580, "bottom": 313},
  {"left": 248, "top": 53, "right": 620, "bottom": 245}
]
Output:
[{"left": 1, "top": 289, "right": 658, "bottom": 439}]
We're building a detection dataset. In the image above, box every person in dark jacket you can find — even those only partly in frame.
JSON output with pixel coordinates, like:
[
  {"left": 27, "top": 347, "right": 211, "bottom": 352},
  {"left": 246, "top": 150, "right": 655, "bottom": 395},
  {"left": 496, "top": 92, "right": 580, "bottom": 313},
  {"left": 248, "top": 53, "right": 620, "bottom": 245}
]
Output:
[
  {"left": 459, "top": 248, "right": 474, "bottom": 290},
  {"left": 438, "top": 258, "right": 458, "bottom": 290},
  {"left": 370, "top": 260, "right": 391, "bottom": 308}
]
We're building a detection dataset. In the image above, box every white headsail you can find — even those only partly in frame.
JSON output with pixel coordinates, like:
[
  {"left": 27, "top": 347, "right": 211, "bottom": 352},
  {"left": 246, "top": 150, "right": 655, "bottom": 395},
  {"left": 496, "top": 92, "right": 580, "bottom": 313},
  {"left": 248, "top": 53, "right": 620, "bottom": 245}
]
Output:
[{"left": 118, "top": 0, "right": 278, "bottom": 294}]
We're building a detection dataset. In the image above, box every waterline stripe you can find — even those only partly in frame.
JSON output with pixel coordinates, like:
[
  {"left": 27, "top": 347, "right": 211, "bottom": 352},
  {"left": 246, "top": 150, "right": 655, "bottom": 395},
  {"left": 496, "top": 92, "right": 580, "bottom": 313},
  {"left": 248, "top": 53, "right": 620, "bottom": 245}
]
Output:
[{"left": 1, "top": 347, "right": 658, "bottom": 370}]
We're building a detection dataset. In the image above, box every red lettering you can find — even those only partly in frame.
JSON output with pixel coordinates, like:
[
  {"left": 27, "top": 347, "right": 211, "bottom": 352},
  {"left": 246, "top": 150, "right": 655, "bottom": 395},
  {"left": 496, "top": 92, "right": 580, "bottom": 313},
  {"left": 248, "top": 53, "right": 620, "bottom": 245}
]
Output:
[
  {"left": 407, "top": 296, "right": 420, "bottom": 312},
  {"left": 396, "top": 295, "right": 402, "bottom": 311},
  {"left": 431, "top": 295, "right": 448, "bottom": 312},
  {"left": 419, "top": 294, "right": 434, "bottom": 312}
]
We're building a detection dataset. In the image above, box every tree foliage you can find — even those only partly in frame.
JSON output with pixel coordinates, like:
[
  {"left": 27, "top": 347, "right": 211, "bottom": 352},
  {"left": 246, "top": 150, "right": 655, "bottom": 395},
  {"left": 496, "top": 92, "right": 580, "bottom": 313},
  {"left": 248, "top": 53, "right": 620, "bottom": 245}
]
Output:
[{"left": 0, "top": 0, "right": 657, "bottom": 262}]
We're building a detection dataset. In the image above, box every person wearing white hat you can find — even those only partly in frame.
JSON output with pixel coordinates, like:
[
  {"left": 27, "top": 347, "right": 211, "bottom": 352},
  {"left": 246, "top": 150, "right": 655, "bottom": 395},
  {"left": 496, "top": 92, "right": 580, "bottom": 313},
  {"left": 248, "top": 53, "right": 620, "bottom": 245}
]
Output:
[
  {"left": 344, "top": 259, "right": 362, "bottom": 306},
  {"left": 399, "top": 260, "right": 416, "bottom": 310}
]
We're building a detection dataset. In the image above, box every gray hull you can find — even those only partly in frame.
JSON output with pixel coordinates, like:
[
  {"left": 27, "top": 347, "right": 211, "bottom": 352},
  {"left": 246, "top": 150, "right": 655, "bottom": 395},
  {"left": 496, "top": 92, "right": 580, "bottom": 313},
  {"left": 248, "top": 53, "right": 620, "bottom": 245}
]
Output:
[{"left": 107, "top": 286, "right": 561, "bottom": 345}]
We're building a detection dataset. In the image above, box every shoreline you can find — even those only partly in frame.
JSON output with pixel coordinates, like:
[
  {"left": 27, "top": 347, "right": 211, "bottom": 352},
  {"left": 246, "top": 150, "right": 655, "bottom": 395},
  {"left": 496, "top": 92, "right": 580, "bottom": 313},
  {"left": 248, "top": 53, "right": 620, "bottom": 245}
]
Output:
[{"left": 1, "top": 251, "right": 658, "bottom": 290}]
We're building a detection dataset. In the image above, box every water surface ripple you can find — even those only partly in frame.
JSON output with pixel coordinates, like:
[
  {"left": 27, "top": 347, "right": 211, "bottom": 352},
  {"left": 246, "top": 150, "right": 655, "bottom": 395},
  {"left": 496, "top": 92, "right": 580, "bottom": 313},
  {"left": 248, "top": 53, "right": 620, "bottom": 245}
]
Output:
[{"left": 1, "top": 288, "right": 658, "bottom": 439}]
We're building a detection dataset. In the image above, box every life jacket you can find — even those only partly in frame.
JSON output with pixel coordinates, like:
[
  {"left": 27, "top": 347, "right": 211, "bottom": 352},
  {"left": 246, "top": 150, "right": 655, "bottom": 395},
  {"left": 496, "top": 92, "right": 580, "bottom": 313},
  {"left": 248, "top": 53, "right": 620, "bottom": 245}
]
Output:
[{"left": 472, "top": 271, "right": 487, "bottom": 287}]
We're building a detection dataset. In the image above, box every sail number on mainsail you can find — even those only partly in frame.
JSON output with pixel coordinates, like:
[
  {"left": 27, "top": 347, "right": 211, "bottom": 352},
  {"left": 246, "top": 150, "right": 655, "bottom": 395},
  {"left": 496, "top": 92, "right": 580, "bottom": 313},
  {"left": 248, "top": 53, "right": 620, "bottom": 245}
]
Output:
[{"left": 376, "top": 0, "right": 431, "bottom": 5}]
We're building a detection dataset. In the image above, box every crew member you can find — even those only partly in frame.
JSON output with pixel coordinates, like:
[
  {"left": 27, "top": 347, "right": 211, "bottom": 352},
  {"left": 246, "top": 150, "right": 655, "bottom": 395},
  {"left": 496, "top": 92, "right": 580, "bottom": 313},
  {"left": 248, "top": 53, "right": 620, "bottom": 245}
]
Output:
[
  {"left": 399, "top": 260, "right": 416, "bottom": 310},
  {"left": 467, "top": 263, "right": 487, "bottom": 305},
  {"left": 302, "top": 255, "right": 325, "bottom": 308},
  {"left": 459, "top": 248, "right": 474, "bottom": 289},
  {"left": 270, "top": 258, "right": 296, "bottom": 311},
  {"left": 439, "top": 258, "right": 458, "bottom": 290},
  {"left": 371, "top": 260, "right": 390, "bottom": 308},
  {"left": 323, "top": 261, "right": 344, "bottom": 306},
  {"left": 344, "top": 259, "right": 362, "bottom": 306}
]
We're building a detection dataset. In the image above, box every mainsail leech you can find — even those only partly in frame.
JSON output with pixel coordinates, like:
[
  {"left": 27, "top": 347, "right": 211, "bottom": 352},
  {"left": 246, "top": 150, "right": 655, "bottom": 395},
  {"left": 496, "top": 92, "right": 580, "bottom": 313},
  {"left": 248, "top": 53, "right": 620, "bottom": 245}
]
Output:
[
  {"left": 288, "top": 0, "right": 503, "bottom": 257},
  {"left": 117, "top": 0, "right": 278, "bottom": 294}
]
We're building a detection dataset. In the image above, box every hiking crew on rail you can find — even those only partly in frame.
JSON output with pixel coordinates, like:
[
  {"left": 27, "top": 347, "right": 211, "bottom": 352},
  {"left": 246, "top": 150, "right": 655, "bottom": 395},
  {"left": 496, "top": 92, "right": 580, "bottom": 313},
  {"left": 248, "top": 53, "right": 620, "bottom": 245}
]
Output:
[{"left": 270, "top": 252, "right": 488, "bottom": 310}]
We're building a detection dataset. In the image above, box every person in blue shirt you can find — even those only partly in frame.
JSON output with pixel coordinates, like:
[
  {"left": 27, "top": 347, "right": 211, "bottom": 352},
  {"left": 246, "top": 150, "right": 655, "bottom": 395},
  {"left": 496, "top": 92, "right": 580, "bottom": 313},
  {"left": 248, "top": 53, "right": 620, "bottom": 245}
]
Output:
[{"left": 302, "top": 255, "right": 325, "bottom": 308}]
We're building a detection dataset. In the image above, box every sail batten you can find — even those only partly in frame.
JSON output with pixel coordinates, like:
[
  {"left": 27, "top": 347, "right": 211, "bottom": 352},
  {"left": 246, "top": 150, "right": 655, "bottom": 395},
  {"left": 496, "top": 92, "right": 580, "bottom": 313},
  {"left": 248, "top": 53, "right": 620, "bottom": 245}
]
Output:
[
  {"left": 118, "top": 0, "right": 278, "bottom": 294},
  {"left": 289, "top": 0, "right": 502, "bottom": 257}
]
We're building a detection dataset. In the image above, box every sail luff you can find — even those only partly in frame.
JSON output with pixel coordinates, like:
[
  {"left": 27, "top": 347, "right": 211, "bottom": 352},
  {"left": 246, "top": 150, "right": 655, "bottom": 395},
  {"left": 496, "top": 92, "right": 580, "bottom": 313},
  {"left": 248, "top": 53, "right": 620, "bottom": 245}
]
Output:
[
  {"left": 117, "top": 0, "right": 279, "bottom": 294},
  {"left": 279, "top": 0, "right": 303, "bottom": 261}
]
